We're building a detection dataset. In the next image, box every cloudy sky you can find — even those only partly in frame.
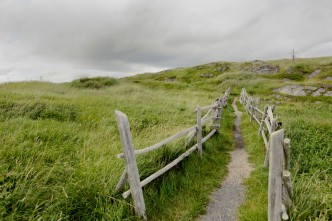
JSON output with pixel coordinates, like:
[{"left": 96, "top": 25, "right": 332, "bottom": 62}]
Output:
[{"left": 1, "top": 0, "right": 332, "bottom": 82}]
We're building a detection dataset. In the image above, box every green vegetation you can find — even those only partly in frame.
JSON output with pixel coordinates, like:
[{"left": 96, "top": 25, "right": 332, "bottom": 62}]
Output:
[
  {"left": 235, "top": 58, "right": 332, "bottom": 221},
  {"left": 71, "top": 77, "right": 118, "bottom": 89},
  {"left": 238, "top": 99, "right": 332, "bottom": 221},
  {"left": 262, "top": 72, "right": 305, "bottom": 81},
  {"left": 1, "top": 56, "right": 331, "bottom": 220},
  {"left": 0, "top": 78, "right": 233, "bottom": 220}
]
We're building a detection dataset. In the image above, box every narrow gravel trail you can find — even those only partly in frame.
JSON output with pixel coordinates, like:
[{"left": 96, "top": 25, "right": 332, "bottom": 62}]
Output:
[{"left": 198, "top": 98, "right": 252, "bottom": 221}]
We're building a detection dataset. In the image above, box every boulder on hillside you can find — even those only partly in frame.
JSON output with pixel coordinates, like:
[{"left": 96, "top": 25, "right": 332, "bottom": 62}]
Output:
[
  {"left": 252, "top": 64, "right": 279, "bottom": 74},
  {"left": 305, "top": 86, "right": 318, "bottom": 91},
  {"left": 312, "top": 88, "right": 325, "bottom": 97},
  {"left": 275, "top": 85, "right": 307, "bottom": 96},
  {"left": 201, "top": 73, "right": 214, "bottom": 78},
  {"left": 241, "top": 61, "right": 279, "bottom": 74},
  {"left": 308, "top": 69, "right": 321, "bottom": 79},
  {"left": 165, "top": 76, "right": 176, "bottom": 82},
  {"left": 324, "top": 91, "right": 332, "bottom": 97},
  {"left": 275, "top": 85, "right": 332, "bottom": 97}
]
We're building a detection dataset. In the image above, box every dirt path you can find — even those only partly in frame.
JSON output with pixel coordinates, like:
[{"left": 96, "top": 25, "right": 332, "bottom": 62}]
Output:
[{"left": 198, "top": 98, "right": 252, "bottom": 221}]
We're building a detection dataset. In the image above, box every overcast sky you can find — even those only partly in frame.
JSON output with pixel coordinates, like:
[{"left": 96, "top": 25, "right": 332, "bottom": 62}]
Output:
[{"left": 1, "top": 0, "right": 332, "bottom": 82}]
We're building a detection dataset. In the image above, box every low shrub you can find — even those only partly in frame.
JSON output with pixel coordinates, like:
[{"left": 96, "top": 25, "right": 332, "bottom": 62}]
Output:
[
  {"left": 262, "top": 73, "right": 305, "bottom": 81},
  {"left": 71, "top": 77, "right": 118, "bottom": 89},
  {"left": 287, "top": 64, "right": 315, "bottom": 75}
]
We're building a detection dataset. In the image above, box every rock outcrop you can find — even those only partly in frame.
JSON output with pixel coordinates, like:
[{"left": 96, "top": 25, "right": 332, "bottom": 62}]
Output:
[
  {"left": 275, "top": 85, "right": 307, "bottom": 96},
  {"left": 252, "top": 64, "right": 279, "bottom": 74},
  {"left": 241, "top": 61, "right": 279, "bottom": 74},
  {"left": 308, "top": 69, "right": 321, "bottom": 79},
  {"left": 275, "top": 85, "right": 332, "bottom": 97},
  {"left": 201, "top": 73, "right": 214, "bottom": 78},
  {"left": 312, "top": 88, "right": 325, "bottom": 97}
]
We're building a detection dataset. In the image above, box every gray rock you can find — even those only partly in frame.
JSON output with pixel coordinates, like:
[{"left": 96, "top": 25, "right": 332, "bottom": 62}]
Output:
[
  {"left": 325, "top": 77, "right": 332, "bottom": 80},
  {"left": 252, "top": 64, "right": 279, "bottom": 74},
  {"left": 283, "top": 78, "right": 291, "bottom": 81},
  {"left": 276, "top": 85, "right": 307, "bottom": 96},
  {"left": 201, "top": 73, "right": 214, "bottom": 78},
  {"left": 308, "top": 69, "right": 321, "bottom": 79},
  {"left": 324, "top": 91, "right": 332, "bottom": 97},
  {"left": 273, "top": 94, "right": 282, "bottom": 99},
  {"left": 312, "top": 88, "right": 325, "bottom": 97},
  {"left": 305, "top": 86, "right": 318, "bottom": 91},
  {"left": 165, "top": 77, "right": 176, "bottom": 82},
  {"left": 216, "top": 67, "right": 223, "bottom": 72}
]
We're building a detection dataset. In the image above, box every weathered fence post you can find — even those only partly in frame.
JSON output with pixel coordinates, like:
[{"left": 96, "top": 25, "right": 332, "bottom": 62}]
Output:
[
  {"left": 283, "top": 138, "right": 293, "bottom": 214},
  {"left": 259, "top": 105, "right": 268, "bottom": 136},
  {"left": 268, "top": 129, "right": 284, "bottom": 221},
  {"left": 214, "top": 99, "right": 223, "bottom": 132},
  {"left": 250, "top": 99, "right": 254, "bottom": 123},
  {"left": 240, "top": 89, "right": 244, "bottom": 104},
  {"left": 115, "top": 111, "right": 147, "bottom": 221},
  {"left": 196, "top": 106, "right": 203, "bottom": 157},
  {"left": 282, "top": 170, "right": 293, "bottom": 209},
  {"left": 256, "top": 98, "right": 260, "bottom": 119},
  {"left": 283, "top": 138, "right": 291, "bottom": 171},
  {"left": 115, "top": 168, "right": 127, "bottom": 192}
]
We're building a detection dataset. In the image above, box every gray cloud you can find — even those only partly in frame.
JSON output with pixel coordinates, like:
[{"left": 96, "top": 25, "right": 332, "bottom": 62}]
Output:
[{"left": 0, "top": 0, "right": 332, "bottom": 82}]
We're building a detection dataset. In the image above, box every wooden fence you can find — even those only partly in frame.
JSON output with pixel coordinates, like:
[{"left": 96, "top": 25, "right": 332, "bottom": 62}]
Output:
[
  {"left": 240, "top": 88, "right": 293, "bottom": 221},
  {"left": 115, "top": 88, "right": 231, "bottom": 220}
]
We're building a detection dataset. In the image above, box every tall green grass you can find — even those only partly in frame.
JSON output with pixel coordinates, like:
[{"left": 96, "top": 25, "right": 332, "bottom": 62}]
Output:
[{"left": 0, "top": 80, "right": 234, "bottom": 220}]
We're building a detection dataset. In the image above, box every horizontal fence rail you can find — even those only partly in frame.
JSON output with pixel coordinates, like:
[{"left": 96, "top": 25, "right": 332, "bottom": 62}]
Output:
[
  {"left": 240, "top": 88, "right": 293, "bottom": 221},
  {"left": 115, "top": 88, "right": 231, "bottom": 220}
]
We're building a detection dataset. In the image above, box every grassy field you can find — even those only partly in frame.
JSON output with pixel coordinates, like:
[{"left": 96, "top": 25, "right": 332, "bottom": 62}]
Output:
[
  {"left": 0, "top": 77, "right": 233, "bottom": 220},
  {"left": 1, "top": 56, "right": 331, "bottom": 220}
]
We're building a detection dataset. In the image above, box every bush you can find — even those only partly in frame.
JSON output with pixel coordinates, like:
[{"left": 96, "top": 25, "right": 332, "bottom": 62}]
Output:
[
  {"left": 288, "top": 64, "right": 314, "bottom": 75},
  {"left": 71, "top": 77, "right": 118, "bottom": 89},
  {"left": 261, "top": 72, "right": 305, "bottom": 81}
]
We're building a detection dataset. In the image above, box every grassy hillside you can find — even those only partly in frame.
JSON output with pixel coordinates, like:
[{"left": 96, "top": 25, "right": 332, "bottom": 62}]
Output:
[
  {"left": 0, "top": 78, "right": 233, "bottom": 220},
  {"left": 120, "top": 56, "right": 332, "bottom": 220},
  {"left": 1, "top": 56, "right": 331, "bottom": 220}
]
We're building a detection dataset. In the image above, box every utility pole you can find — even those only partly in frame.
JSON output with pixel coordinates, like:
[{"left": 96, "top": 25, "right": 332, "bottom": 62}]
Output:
[{"left": 291, "top": 49, "right": 296, "bottom": 63}]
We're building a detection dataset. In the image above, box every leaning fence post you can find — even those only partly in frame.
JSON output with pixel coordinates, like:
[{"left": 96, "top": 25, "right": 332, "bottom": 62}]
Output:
[
  {"left": 256, "top": 98, "right": 260, "bottom": 119},
  {"left": 115, "top": 168, "right": 128, "bottom": 192},
  {"left": 259, "top": 105, "right": 268, "bottom": 136},
  {"left": 115, "top": 111, "right": 147, "bottom": 221},
  {"left": 250, "top": 99, "right": 254, "bottom": 123},
  {"left": 282, "top": 170, "right": 293, "bottom": 208},
  {"left": 212, "top": 98, "right": 223, "bottom": 132},
  {"left": 283, "top": 138, "right": 293, "bottom": 212},
  {"left": 268, "top": 129, "right": 284, "bottom": 221},
  {"left": 283, "top": 138, "right": 291, "bottom": 171},
  {"left": 196, "top": 106, "right": 203, "bottom": 157}
]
